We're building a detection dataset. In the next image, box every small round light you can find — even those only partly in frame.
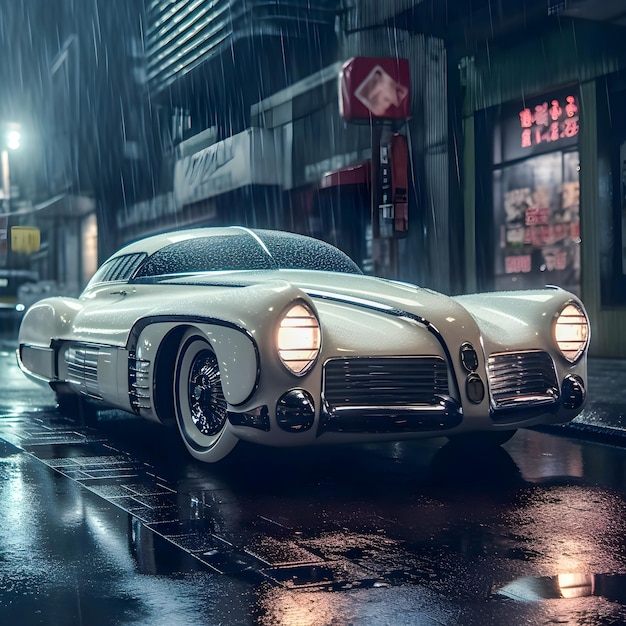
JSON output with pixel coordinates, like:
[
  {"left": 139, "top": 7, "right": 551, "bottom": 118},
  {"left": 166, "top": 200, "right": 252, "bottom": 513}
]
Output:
[
  {"left": 554, "top": 302, "right": 589, "bottom": 363},
  {"left": 460, "top": 342, "right": 479, "bottom": 372},
  {"left": 561, "top": 374, "right": 585, "bottom": 410},
  {"left": 276, "top": 389, "right": 315, "bottom": 432},
  {"left": 466, "top": 373, "right": 485, "bottom": 404},
  {"left": 277, "top": 301, "right": 320, "bottom": 375}
]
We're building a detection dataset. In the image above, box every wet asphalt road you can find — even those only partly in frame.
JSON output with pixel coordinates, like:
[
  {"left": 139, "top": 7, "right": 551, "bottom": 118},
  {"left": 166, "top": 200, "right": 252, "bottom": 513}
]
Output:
[{"left": 2, "top": 343, "right": 626, "bottom": 625}]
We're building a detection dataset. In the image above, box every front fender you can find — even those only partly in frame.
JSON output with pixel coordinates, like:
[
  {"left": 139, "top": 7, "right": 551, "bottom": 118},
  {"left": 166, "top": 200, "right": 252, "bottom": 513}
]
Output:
[{"left": 454, "top": 287, "right": 584, "bottom": 355}]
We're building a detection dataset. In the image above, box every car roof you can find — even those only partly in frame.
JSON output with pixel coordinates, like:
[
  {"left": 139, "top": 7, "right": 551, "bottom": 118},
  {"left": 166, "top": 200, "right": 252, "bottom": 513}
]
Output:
[
  {"left": 106, "top": 227, "right": 362, "bottom": 277},
  {"left": 114, "top": 226, "right": 249, "bottom": 258}
]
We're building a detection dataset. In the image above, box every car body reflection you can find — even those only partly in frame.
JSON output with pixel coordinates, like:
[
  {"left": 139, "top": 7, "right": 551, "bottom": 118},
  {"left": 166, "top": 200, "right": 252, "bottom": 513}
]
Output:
[{"left": 498, "top": 572, "right": 626, "bottom": 603}]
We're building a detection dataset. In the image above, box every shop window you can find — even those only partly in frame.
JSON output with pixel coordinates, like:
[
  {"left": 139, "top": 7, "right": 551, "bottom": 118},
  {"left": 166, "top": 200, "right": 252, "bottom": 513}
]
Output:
[
  {"left": 485, "top": 88, "right": 581, "bottom": 296},
  {"left": 493, "top": 149, "right": 580, "bottom": 295}
]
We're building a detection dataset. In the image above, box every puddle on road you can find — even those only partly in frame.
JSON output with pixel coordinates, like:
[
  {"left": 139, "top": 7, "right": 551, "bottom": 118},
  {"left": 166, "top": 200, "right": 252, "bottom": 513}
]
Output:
[{"left": 497, "top": 572, "right": 626, "bottom": 603}]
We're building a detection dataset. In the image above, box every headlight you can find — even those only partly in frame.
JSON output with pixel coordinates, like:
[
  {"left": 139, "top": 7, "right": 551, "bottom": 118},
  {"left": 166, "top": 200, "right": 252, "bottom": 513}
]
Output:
[
  {"left": 554, "top": 302, "right": 589, "bottom": 363},
  {"left": 277, "top": 301, "right": 320, "bottom": 375}
]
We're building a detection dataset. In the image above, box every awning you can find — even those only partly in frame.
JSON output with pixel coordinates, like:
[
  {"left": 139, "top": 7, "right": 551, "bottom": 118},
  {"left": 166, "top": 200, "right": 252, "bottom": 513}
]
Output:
[
  {"left": 9, "top": 194, "right": 95, "bottom": 219},
  {"left": 320, "top": 162, "right": 370, "bottom": 189},
  {"left": 173, "top": 128, "right": 282, "bottom": 208}
]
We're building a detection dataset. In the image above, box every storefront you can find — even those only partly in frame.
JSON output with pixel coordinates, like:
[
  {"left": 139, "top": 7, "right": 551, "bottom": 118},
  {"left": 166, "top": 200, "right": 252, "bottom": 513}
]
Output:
[
  {"left": 251, "top": 50, "right": 448, "bottom": 285},
  {"left": 1, "top": 194, "right": 96, "bottom": 296},
  {"left": 461, "top": 19, "right": 626, "bottom": 357},
  {"left": 479, "top": 88, "right": 581, "bottom": 296}
]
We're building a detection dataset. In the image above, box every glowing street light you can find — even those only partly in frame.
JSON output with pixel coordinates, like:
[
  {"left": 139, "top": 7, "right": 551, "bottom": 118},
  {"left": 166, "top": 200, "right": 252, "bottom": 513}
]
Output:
[
  {"left": 2, "top": 123, "right": 21, "bottom": 212},
  {"left": 6, "top": 128, "right": 21, "bottom": 151}
]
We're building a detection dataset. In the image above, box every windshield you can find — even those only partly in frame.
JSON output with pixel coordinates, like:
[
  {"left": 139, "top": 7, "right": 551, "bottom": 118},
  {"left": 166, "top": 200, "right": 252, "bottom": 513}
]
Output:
[{"left": 131, "top": 231, "right": 363, "bottom": 279}]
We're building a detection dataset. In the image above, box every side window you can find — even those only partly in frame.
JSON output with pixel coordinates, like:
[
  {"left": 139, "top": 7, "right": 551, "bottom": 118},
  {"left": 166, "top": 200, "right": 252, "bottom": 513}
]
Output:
[
  {"left": 109, "top": 253, "right": 147, "bottom": 281},
  {"left": 87, "top": 253, "right": 147, "bottom": 286}
]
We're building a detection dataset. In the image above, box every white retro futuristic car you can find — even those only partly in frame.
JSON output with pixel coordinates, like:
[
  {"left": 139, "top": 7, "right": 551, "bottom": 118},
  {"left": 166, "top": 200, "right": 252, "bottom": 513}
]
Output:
[{"left": 17, "top": 227, "right": 590, "bottom": 462}]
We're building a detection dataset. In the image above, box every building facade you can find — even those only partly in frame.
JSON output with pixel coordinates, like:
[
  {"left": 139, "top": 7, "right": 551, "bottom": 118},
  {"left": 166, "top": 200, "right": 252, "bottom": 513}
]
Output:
[
  {"left": 449, "top": 3, "right": 626, "bottom": 356},
  {"left": 0, "top": 0, "right": 150, "bottom": 296},
  {"left": 37, "top": 0, "right": 624, "bottom": 357},
  {"left": 119, "top": 0, "right": 458, "bottom": 292}
]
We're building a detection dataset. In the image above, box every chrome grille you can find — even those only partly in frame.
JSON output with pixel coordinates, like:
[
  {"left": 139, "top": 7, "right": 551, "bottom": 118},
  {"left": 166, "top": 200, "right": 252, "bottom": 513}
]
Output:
[
  {"left": 487, "top": 350, "right": 558, "bottom": 409},
  {"left": 323, "top": 356, "right": 449, "bottom": 408},
  {"left": 66, "top": 346, "right": 101, "bottom": 397}
]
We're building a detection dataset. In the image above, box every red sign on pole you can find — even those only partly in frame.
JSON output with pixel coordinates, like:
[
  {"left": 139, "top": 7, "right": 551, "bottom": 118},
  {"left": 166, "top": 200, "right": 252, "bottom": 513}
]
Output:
[{"left": 340, "top": 57, "right": 411, "bottom": 122}]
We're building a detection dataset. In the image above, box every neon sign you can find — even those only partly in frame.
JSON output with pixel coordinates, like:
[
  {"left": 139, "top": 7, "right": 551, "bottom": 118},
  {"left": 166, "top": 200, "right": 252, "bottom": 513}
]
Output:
[{"left": 518, "top": 95, "right": 579, "bottom": 149}]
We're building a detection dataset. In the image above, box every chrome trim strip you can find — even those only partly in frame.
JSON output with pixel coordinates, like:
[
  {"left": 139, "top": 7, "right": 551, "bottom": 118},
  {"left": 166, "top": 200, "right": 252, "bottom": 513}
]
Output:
[
  {"left": 129, "top": 352, "right": 152, "bottom": 413},
  {"left": 319, "top": 395, "right": 462, "bottom": 434},
  {"left": 65, "top": 345, "right": 101, "bottom": 399}
]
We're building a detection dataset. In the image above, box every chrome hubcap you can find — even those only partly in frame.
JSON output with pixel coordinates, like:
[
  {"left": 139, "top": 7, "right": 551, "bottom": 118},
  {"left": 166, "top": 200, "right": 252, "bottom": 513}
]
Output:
[{"left": 187, "top": 350, "right": 227, "bottom": 437}]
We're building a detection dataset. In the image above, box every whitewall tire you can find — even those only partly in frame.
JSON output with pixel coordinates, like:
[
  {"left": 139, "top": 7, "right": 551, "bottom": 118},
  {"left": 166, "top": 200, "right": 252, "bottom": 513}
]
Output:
[{"left": 173, "top": 329, "right": 238, "bottom": 462}]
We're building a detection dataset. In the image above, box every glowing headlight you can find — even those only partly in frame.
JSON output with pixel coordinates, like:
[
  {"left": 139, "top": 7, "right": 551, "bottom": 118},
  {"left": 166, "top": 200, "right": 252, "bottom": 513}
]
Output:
[
  {"left": 554, "top": 302, "right": 589, "bottom": 363},
  {"left": 277, "top": 302, "right": 320, "bottom": 375}
]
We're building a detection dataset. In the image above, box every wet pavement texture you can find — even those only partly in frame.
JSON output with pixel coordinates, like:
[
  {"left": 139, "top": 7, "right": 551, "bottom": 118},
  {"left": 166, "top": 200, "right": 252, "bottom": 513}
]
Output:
[
  {"left": 2, "top": 343, "right": 626, "bottom": 625},
  {"left": 562, "top": 357, "right": 626, "bottom": 439}
]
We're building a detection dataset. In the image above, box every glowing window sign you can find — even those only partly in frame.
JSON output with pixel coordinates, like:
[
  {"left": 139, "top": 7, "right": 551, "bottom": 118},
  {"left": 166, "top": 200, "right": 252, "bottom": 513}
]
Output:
[{"left": 518, "top": 94, "right": 579, "bottom": 150}]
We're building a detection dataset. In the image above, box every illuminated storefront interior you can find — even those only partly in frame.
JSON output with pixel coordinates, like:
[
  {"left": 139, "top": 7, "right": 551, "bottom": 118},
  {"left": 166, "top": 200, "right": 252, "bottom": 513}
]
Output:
[{"left": 492, "top": 89, "right": 581, "bottom": 296}]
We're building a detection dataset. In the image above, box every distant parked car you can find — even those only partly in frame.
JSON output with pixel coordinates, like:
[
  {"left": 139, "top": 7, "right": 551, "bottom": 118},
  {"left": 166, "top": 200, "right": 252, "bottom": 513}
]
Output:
[
  {"left": 0, "top": 269, "right": 38, "bottom": 333},
  {"left": 17, "top": 227, "right": 590, "bottom": 462}
]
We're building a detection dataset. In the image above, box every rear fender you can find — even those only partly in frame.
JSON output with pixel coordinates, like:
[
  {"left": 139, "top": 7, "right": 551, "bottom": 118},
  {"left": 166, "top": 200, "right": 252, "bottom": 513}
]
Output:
[{"left": 18, "top": 297, "right": 83, "bottom": 347}]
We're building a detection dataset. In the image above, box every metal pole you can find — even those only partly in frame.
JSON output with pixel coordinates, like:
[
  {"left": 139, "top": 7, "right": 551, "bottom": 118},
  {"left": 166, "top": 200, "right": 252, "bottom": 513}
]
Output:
[{"left": 1, "top": 149, "right": 9, "bottom": 213}]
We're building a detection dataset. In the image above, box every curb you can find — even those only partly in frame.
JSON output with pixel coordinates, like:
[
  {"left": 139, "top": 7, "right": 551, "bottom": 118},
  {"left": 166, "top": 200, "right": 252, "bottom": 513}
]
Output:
[{"left": 535, "top": 421, "right": 626, "bottom": 447}]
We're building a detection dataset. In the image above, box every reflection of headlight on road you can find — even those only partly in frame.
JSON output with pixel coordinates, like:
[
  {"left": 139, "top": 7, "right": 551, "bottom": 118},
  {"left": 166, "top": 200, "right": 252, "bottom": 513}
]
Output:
[
  {"left": 15, "top": 304, "right": 25, "bottom": 312},
  {"left": 557, "top": 572, "right": 594, "bottom": 598}
]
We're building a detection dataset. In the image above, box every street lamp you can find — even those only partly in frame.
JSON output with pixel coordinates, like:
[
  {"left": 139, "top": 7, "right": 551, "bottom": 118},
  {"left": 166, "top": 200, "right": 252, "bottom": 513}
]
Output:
[{"left": 2, "top": 123, "right": 21, "bottom": 212}]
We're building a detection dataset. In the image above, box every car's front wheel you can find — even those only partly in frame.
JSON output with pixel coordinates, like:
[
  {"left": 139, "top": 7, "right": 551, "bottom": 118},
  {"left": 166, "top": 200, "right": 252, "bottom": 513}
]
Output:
[{"left": 173, "top": 329, "right": 238, "bottom": 462}]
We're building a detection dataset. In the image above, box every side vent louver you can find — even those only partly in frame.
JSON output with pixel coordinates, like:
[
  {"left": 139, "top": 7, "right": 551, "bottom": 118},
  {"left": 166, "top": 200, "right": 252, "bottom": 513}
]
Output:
[
  {"left": 66, "top": 346, "right": 101, "bottom": 398},
  {"left": 129, "top": 352, "right": 151, "bottom": 413}
]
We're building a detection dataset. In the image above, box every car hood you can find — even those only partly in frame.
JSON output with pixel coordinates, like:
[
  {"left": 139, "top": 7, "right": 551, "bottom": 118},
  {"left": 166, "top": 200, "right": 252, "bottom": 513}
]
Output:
[
  {"left": 155, "top": 269, "right": 463, "bottom": 322},
  {"left": 157, "top": 269, "right": 574, "bottom": 349}
]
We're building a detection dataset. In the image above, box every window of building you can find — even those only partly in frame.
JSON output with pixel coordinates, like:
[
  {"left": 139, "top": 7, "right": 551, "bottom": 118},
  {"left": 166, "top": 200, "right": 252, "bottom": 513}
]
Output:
[{"left": 488, "top": 87, "right": 581, "bottom": 295}]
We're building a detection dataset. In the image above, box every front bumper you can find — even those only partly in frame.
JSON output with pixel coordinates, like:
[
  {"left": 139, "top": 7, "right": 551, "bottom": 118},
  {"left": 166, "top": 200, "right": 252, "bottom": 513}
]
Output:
[{"left": 228, "top": 349, "right": 587, "bottom": 442}]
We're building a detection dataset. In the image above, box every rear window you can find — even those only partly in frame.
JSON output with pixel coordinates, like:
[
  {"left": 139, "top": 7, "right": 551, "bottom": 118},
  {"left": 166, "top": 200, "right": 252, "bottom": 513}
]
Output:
[
  {"left": 255, "top": 230, "right": 362, "bottom": 274},
  {"left": 87, "top": 252, "right": 147, "bottom": 286},
  {"left": 133, "top": 235, "right": 273, "bottom": 278}
]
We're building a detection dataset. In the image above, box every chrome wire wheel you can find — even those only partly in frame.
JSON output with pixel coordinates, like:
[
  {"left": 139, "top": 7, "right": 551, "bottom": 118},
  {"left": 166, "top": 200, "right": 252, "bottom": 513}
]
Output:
[
  {"left": 188, "top": 348, "right": 227, "bottom": 437},
  {"left": 174, "top": 329, "right": 238, "bottom": 462}
]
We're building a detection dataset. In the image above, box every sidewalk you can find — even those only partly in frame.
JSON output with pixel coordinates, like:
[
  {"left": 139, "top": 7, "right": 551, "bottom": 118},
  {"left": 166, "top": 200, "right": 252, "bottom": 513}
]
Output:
[{"left": 555, "top": 357, "right": 626, "bottom": 442}]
